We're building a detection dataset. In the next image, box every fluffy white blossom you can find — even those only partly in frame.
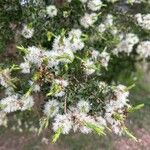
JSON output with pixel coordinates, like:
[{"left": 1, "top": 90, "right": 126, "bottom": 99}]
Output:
[
  {"left": 25, "top": 46, "right": 44, "bottom": 67},
  {"left": 0, "top": 94, "right": 21, "bottom": 113},
  {"left": 99, "top": 51, "right": 110, "bottom": 68},
  {"left": 68, "top": 29, "right": 85, "bottom": 51},
  {"left": 29, "top": 81, "right": 40, "bottom": 92},
  {"left": 83, "top": 59, "right": 96, "bottom": 75},
  {"left": 113, "top": 33, "right": 139, "bottom": 55},
  {"left": 43, "top": 99, "right": 59, "bottom": 117},
  {"left": 104, "top": 84, "right": 130, "bottom": 135},
  {"left": 21, "top": 25, "right": 34, "bottom": 39},
  {"left": 77, "top": 100, "right": 90, "bottom": 113},
  {"left": 43, "top": 51, "right": 59, "bottom": 68},
  {"left": 0, "top": 69, "right": 11, "bottom": 88},
  {"left": 99, "top": 81, "right": 109, "bottom": 94},
  {"left": 55, "top": 79, "right": 69, "bottom": 88},
  {"left": 54, "top": 91, "right": 66, "bottom": 97},
  {"left": 52, "top": 114, "right": 73, "bottom": 134},
  {"left": 20, "top": 61, "right": 30, "bottom": 74},
  {"left": 96, "top": 116, "right": 107, "bottom": 127},
  {"left": 80, "top": 13, "right": 98, "bottom": 28},
  {"left": 87, "top": 0, "right": 102, "bottom": 11},
  {"left": 73, "top": 112, "right": 93, "bottom": 134},
  {"left": 98, "top": 23, "right": 106, "bottom": 33},
  {"left": 5, "top": 87, "right": 14, "bottom": 96},
  {"left": 53, "top": 79, "right": 69, "bottom": 97},
  {"left": 98, "top": 14, "right": 113, "bottom": 33},
  {"left": 135, "top": 13, "right": 150, "bottom": 30},
  {"left": 114, "top": 84, "right": 129, "bottom": 101},
  {"left": 104, "top": 14, "right": 114, "bottom": 27},
  {"left": 52, "top": 36, "right": 74, "bottom": 63},
  {"left": 68, "top": 29, "right": 82, "bottom": 38},
  {"left": 21, "top": 95, "right": 34, "bottom": 111},
  {"left": 91, "top": 49, "right": 100, "bottom": 60},
  {"left": 136, "top": 41, "right": 150, "bottom": 58},
  {"left": 46, "top": 5, "right": 57, "bottom": 17}
]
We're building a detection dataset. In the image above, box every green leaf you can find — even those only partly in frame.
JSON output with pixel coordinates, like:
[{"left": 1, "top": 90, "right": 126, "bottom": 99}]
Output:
[
  {"left": 52, "top": 127, "right": 63, "bottom": 143},
  {"left": 10, "top": 64, "right": 20, "bottom": 71},
  {"left": 85, "top": 122, "right": 106, "bottom": 136},
  {"left": 47, "top": 83, "right": 61, "bottom": 97},
  {"left": 38, "top": 117, "right": 49, "bottom": 135},
  {"left": 25, "top": 87, "right": 33, "bottom": 97},
  {"left": 125, "top": 84, "right": 135, "bottom": 91},
  {"left": 113, "top": 113, "right": 124, "bottom": 121},
  {"left": 128, "top": 104, "right": 144, "bottom": 113},
  {"left": 47, "top": 31, "right": 54, "bottom": 41},
  {"left": 16, "top": 45, "right": 27, "bottom": 54},
  {"left": 123, "top": 127, "right": 137, "bottom": 142}
]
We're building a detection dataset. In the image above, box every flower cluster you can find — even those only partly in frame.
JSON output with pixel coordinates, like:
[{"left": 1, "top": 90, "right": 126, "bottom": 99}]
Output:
[
  {"left": 135, "top": 13, "right": 150, "bottom": 30},
  {"left": 113, "top": 33, "right": 139, "bottom": 55},
  {"left": 0, "top": 0, "right": 149, "bottom": 143}
]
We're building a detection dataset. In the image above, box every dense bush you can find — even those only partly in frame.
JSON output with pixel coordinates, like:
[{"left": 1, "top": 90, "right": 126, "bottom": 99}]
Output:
[{"left": 0, "top": 0, "right": 150, "bottom": 142}]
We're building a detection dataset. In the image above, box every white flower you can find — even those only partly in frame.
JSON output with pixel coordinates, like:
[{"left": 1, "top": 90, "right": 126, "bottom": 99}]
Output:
[
  {"left": 73, "top": 113, "right": 93, "bottom": 134},
  {"left": 68, "top": 29, "right": 82, "bottom": 39},
  {"left": 55, "top": 79, "right": 69, "bottom": 88},
  {"left": 80, "top": 13, "right": 98, "bottom": 28},
  {"left": 0, "top": 69, "right": 11, "bottom": 88},
  {"left": 5, "top": 87, "right": 14, "bottom": 96},
  {"left": 136, "top": 41, "right": 150, "bottom": 58},
  {"left": 25, "top": 46, "right": 44, "bottom": 67},
  {"left": 43, "top": 99, "right": 59, "bottom": 118},
  {"left": 98, "top": 23, "right": 106, "bottom": 33},
  {"left": 77, "top": 100, "right": 90, "bottom": 113},
  {"left": 135, "top": 13, "right": 150, "bottom": 30},
  {"left": 68, "top": 29, "right": 85, "bottom": 51},
  {"left": 83, "top": 59, "right": 96, "bottom": 75},
  {"left": 54, "top": 91, "right": 66, "bottom": 97},
  {"left": 69, "top": 38, "right": 85, "bottom": 51},
  {"left": 33, "top": 84, "right": 40, "bottom": 92},
  {"left": 98, "top": 81, "right": 109, "bottom": 94},
  {"left": 29, "top": 81, "right": 40, "bottom": 92},
  {"left": 114, "top": 84, "right": 129, "bottom": 101},
  {"left": 99, "top": 51, "right": 110, "bottom": 68},
  {"left": 21, "top": 25, "right": 34, "bottom": 39},
  {"left": 20, "top": 61, "right": 30, "bottom": 74},
  {"left": 91, "top": 49, "right": 100, "bottom": 60},
  {"left": 104, "top": 14, "right": 113, "bottom": 27},
  {"left": 0, "top": 94, "right": 21, "bottom": 113},
  {"left": 21, "top": 95, "right": 34, "bottom": 111},
  {"left": 52, "top": 36, "right": 74, "bottom": 63},
  {"left": 96, "top": 116, "right": 107, "bottom": 126},
  {"left": 46, "top": 5, "right": 58, "bottom": 17},
  {"left": 112, "top": 124, "right": 122, "bottom": 135},
  {"left": 53, "top": 114, "right": 73, "bottom": 134},
  {"left": 88, "top": 0, "right": 102, "bottom": 11},
  {"left": 43, "top": 51, "right": 59, "bottom": 68},
  {"left": 52, "top": 36, "right": 70, "bottom": 52},
  {"left": 113, "top": 33, "right": 139, "bottom": 55}
]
